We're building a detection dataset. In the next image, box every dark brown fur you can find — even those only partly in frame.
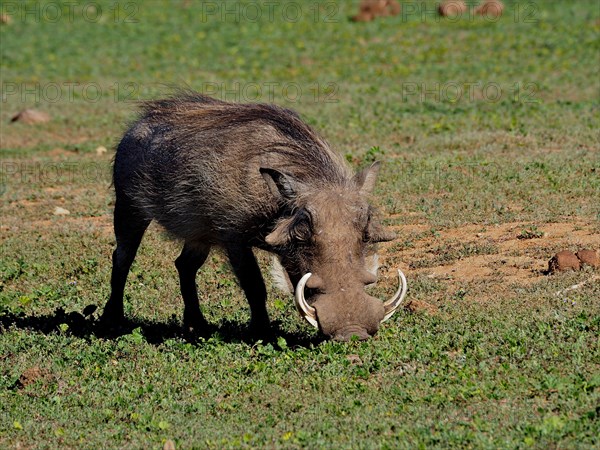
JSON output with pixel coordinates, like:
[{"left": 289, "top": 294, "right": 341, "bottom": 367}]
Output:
[{"left": 102, "top": 91, "right": 395, "bottom": 340}]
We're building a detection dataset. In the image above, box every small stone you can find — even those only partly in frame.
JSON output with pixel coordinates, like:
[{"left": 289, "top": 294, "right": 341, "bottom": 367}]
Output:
[
  {"left": 386, "top": 0, "right": 401, "bottom": 16},
  {"left": 1, "top": 13, "right": 11, "bottom": 24},
  {"left": 439, "top": 1, "right": 468, "bottom": 17},
  {"left": 163, "top": 439, "right": 176, "bottom": 450},
  {"left": 95, "top": 145, "right": 108, "bottom": 156},
  {"left": 351, "top": 0, "right": 400, "bottom": 22},
  {"left": 475, "top": 0, "right": 504, "bottom": 18},
  {"left": 576, "top": 249, "right": 599, "bottom": 268},
  {"left": 548, "top": 250, "right": 580, "bottom": 273},
  {"left": 11, "top": 109, "right": 51, "bottom": 124},
  {"left": 53, "top": 206, "right": 70, "bottom": 216}
]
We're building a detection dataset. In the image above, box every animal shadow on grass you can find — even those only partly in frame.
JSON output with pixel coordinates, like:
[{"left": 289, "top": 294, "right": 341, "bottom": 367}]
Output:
[{"left": 0, "top": 306, "right": 325, "bottom": 349}]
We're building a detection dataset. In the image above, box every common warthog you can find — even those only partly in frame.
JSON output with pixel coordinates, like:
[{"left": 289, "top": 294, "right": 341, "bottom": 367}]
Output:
[{"left": 102, "top": 91, "right": 406, "bottom": 341}]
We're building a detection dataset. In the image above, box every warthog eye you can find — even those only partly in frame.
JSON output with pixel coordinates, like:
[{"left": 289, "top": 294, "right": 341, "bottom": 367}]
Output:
[
  {"left": 289, "top": 208, "right": 313, "bottom": 243},
  {"left": 265, "top": 208, "right": 313, "bottom": 247}
]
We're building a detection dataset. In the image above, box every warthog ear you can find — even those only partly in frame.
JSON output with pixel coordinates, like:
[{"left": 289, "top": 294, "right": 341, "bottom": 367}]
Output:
[
  {"left": 354, "top": 161, "right": 381, "bottom": 195},
  {"left": 260, "top": 168, "right": 298, "bottom": 202},
  {"left": 366, "top": 217, "right": 397, "bottom": 243}
]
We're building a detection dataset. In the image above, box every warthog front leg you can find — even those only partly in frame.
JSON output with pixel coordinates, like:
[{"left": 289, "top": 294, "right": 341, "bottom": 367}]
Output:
[
  {"left": 175, "top": 241, "right": 211, "bottom": 332},
  {"left": 226, "top": 246, "right": 270, "bottom": 334}
]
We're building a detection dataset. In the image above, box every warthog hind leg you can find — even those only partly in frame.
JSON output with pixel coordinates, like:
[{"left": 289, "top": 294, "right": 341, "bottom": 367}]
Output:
[{"left": 102, "top": 197, "right": 151, "bottom": 326}]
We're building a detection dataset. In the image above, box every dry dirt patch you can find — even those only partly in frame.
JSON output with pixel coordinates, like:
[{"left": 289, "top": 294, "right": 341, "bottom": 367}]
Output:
[
  {"left": 17, "top": 366, "right": 52, "bottom": 389},
  {"left": 380, "top": 221, "right": 599, "bottom": 300}
]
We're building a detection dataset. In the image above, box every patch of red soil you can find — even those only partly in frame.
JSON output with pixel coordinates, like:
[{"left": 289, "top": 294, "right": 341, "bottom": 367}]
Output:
[{"left": 379, "top": 221, "right": 600, "bottom": 299}]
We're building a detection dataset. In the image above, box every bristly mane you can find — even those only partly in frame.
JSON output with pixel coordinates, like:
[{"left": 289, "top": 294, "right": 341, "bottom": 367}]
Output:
[{"left": 137, "top": 90, "right": 351, "bottom": 185}]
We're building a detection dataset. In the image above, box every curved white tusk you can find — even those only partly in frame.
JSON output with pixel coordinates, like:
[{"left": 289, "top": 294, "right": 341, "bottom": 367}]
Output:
[
  {"left": 381, "top": 269, "right": 408, "bottom": 323},
  {"left": 294, "top": 273, "right": 319, "bottom": 329}
]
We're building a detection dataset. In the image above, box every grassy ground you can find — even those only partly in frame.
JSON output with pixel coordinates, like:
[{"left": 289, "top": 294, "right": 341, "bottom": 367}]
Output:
[{"left": 1, "top": 0, "right": 599, "bottom": 448}]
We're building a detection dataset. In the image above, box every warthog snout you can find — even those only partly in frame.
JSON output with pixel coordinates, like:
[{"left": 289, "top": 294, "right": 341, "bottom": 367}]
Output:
[
  {"left": 294, "top": 271, "right": 407, "bottom": 340},
  {"left": 333, "top": 327, "right": 371, "bottom": 342}
]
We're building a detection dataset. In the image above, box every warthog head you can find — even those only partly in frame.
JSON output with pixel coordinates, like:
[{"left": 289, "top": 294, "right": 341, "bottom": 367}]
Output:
[{"left": 262, "top": 161, "right": 407, "bottom": 341}]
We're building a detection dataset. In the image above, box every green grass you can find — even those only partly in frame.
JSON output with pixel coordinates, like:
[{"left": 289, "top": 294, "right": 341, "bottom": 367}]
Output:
[{"left": 1, "top": 0, "right": 599, "bottom": 448}]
